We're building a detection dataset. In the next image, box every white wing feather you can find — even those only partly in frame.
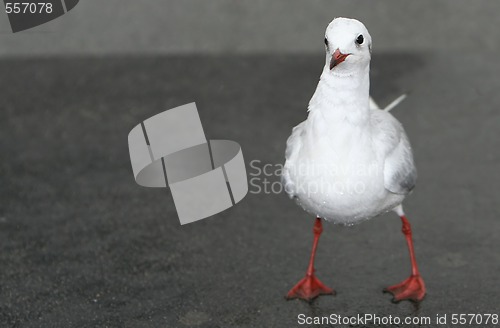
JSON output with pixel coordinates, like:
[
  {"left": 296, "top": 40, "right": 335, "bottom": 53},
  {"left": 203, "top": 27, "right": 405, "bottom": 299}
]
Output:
[{"left": 282, "top": 121, "right": 306, "bottom": 198}]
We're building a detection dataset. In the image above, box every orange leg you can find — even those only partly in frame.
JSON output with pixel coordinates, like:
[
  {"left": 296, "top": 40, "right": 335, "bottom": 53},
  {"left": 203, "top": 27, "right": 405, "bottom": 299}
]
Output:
[
  {"left": 384, "top": 215, "right": 426, "bottom": 302},
  {"left": 286, "top": 217, "right": 335, "bottom": 301}
]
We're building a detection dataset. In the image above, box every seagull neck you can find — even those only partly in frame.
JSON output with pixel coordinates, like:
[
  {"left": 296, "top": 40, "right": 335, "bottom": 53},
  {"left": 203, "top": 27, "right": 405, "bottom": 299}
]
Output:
[{"left": 310, "top": 65, "right": 371, "bottom": 125}]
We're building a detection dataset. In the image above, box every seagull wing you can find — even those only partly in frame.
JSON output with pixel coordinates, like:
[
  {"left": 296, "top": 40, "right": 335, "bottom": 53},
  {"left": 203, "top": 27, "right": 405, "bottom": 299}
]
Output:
[
  {"left": 383, "top": 130, "right": 417, "bottom": 195},
  {"left": 369, "top": 97, "right": 380, "bottom": 110},
  {"left": 373, "top": 110, "right": 417, "bottom": 195},
  {"left": 282, "top": 121, "right": 306, "bottom": 198}
]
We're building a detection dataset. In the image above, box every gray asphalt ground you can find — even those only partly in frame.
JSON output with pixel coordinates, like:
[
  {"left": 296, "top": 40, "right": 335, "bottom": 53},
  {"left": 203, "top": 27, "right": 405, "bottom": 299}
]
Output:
[{"left": 1, "top": 52, "right": 499, "bottom": 327}]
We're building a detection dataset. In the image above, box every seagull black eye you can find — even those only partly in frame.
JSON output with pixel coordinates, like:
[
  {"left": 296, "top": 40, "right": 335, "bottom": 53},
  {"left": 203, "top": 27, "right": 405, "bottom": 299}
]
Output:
[
  {"left": 355, "top": 34, "right": 364, "bottom": 45},
  {"left": 324, "top": 38, "right": 328, "bottom": 46}
]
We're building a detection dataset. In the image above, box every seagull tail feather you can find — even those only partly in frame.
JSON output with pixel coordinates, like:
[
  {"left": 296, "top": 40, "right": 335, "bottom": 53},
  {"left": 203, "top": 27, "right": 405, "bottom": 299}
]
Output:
[{"left": 384, "top": 94, "right": 407, "bottom": 112}]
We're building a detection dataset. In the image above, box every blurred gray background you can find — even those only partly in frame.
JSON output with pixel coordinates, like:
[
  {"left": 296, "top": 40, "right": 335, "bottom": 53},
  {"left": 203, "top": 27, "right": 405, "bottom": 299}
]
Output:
[{"left": 1, "top": 0, "right": 500, "bottom": 56}]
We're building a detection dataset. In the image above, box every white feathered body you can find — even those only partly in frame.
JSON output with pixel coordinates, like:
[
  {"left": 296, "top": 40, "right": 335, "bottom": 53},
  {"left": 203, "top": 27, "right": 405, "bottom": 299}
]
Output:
[{"left": 282, "top": 68, "right": 416, "bottom": 225}]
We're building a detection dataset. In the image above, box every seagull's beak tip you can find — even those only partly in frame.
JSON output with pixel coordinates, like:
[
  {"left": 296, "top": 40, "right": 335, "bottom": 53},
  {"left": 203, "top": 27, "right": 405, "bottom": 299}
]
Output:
[{"left": 330, "top": 49, "right": 349, "bottom": 70}]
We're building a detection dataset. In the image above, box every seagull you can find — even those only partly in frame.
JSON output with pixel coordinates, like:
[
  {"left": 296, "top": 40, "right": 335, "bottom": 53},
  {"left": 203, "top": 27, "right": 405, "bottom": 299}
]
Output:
[{"left": 282, "top": 17, "right": 426, "bottom": 303}]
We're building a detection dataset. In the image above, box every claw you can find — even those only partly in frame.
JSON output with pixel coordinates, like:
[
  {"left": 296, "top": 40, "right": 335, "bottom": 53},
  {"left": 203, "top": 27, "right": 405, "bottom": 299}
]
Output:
[
  {"left": 384, "top": 274, "right": 426, "bottom": 303},
  {"left": 286, "top": 274, "right": 335, "bottom": 301}
]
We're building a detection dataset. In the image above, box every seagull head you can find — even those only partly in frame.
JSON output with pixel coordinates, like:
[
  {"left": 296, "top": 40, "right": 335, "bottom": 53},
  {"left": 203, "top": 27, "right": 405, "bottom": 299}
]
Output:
[{"left": 324, "top": 18, "right": 372, "bottom": 75}]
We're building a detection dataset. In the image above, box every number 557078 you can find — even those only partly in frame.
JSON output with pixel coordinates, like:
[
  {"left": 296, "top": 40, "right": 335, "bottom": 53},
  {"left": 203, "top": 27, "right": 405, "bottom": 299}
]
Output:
[{"left": 5, "top": 2, "right": 53, "bottom": 14}]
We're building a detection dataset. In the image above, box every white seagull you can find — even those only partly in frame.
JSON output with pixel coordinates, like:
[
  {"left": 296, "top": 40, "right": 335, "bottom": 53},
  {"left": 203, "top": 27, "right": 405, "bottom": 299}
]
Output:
[{"left": 282, "top": 17, "right": 426, "bottom": 303}]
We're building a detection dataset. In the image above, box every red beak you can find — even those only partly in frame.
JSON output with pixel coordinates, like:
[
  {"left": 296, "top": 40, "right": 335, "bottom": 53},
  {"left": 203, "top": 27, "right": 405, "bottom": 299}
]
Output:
[{"left": 330, "top": 49, "right": 349, "bottom": 69}]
